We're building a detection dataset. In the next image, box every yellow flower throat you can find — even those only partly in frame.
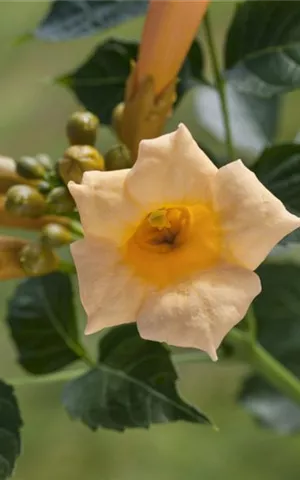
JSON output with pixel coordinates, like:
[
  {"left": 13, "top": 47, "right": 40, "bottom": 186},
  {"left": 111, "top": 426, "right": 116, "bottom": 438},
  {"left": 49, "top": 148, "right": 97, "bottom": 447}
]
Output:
[{"left": 123, "top": 204, "right": 223, "bottom": 288}]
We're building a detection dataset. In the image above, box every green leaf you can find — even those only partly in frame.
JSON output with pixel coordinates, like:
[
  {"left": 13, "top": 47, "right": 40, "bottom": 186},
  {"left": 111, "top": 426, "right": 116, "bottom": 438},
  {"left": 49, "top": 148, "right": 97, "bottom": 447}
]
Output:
[
  {"left": 225, "top": 1, "right": 300, "bottom": 97},
  {"left": 35, "top": 0, "right": 147, "bottom": 41},
  {"left": 6, "top": 272, "right": 80, "bottom": 374},
  {"left": 240, "top": 264, "right": 300, "bottom": 432},
  {"left": 59, "top": 39, "right": 137, "bottom": 125},
  {"left": 63, "top": 324, "right": 211, "bottom": 431},
  {"left": 0, "top": 381, "right": 23, "bottom": 479},
  {"left": 253, "top": 144, "right": 300, "bottom": 214},
  {"left": 194, "top": 82, "right": 279, "bottom": 159},
  {"left": 58, "top": 37, "right": 203, "bottom": 125}
]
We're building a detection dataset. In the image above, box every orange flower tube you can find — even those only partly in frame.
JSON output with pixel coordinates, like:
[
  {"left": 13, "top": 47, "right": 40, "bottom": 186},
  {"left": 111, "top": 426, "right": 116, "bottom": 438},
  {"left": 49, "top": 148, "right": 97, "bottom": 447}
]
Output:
[{"left": 136, "top": 0, "right": 210, "bottom": 95}]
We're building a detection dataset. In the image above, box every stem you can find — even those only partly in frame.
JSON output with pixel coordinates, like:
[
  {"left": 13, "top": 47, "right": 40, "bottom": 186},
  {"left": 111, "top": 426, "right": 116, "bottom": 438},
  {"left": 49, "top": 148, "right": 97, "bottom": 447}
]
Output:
[
  {"left": 253, "top": 344, "right": 300, "bottom": 405},
  {"left": 227, "top": 328, "right": 300, "bottom": 406},
  {"left": 10, "top": 368, "right": 86, "bottom": 387},
  {"left": 203, "top": 12, "right": 235, "bottom": 161},
  {"left": 10, "top": 354, "right": 208, "bottom": 387},
  {"left": 246, "top": 305, "right": 256, "bottom": 344}
]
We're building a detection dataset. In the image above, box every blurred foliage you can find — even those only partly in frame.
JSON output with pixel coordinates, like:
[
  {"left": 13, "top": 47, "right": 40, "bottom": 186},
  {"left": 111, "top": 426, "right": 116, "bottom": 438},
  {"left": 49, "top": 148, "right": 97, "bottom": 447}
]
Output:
[
  {"left": 225, "top": 2, "right": 300, "bottom": 97},
  {"left": 1, "top": 1, "right": 300, "bottom": 480}
]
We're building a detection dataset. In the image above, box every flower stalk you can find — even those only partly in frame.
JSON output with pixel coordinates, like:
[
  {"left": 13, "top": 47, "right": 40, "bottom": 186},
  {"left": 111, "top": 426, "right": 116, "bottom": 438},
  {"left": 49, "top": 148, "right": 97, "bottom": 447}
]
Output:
[
  {"left": 203, "top": 11, "right": 235, "bottom": 161},
  {"left": 227, "top": 324, "right": 300, "bottom": 407}
]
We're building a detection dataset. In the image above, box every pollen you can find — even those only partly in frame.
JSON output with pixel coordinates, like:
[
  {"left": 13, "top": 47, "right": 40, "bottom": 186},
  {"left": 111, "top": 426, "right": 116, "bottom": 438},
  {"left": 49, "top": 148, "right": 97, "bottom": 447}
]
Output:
[{"left": 122, "top": 204, "right": 223, "bottom": 288}]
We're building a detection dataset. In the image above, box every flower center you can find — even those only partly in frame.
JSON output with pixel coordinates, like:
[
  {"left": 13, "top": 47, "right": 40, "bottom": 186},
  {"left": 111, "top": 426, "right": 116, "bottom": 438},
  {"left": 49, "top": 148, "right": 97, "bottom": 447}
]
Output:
[
  {"left": 133, "top": 207, "right": 191, "bottom": 253},
  {"left": 122, "top": 204, "right": 223, "bottom": 288}
]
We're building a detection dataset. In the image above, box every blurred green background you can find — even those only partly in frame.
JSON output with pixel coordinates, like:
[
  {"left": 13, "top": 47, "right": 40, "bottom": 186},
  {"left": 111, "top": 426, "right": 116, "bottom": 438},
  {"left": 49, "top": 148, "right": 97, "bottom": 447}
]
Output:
[{"left": 1, "top": 2, "right": 300, "bottom": 479}]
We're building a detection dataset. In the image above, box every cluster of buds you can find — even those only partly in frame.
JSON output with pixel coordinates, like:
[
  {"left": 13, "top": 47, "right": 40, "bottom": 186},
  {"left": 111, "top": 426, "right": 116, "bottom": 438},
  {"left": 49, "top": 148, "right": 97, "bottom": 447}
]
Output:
[
  {"left": 0, "top": 110, "right": 133, "bottom": 279},
  {"left": 59, "top": 111, "right": 132, "bottom": 183}
]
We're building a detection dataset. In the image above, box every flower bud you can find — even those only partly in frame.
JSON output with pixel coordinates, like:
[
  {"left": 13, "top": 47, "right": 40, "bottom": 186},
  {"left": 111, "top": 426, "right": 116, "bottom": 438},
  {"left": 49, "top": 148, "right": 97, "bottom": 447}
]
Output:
[
  {"left": 0, "top": 156, "right": 20, "bottom": 193},
  {"left": 5, "top": 185, "right": 46, "bottom": 217},
  {"left": 37, "top": 180, "right": 51, "bottom": 194},
  {"left": 0, "top": 156, "right": 15, "bottom": 175},
  {"left": 0, "top": 236, "right": 27, "bottom": 279},
  {"left": 112, "top": 102, "right": 125, "bottom": 138},
  {"left": 46, "top": 186, "right": 75, "bottom": 214},
  {"left": 16, "top": 156, "right": 47, "bottom": 180},
  {"left": 41, "top": 223, "right": 73, "bottom": 248},
  {"left": 66, "top": 111, "right": 99, "bottom": 146},
  {"left": 19, "top": 242, "right": 58, "bottom": 276},
  {"left": 35, "top": 153, "right": 52, "bottom": 171},
  {"left": 58, "top": 145, "right": 104, "bottom": 184},
  {"left": 104, "top": 144, "right": 132, "bottom": 171}
]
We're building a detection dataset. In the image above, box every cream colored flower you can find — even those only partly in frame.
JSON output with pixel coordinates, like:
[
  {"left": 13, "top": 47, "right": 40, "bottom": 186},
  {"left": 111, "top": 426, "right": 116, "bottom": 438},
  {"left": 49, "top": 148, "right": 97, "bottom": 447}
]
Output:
[{"left": 69, "top": 124, "right": 300, "bottom": 360}]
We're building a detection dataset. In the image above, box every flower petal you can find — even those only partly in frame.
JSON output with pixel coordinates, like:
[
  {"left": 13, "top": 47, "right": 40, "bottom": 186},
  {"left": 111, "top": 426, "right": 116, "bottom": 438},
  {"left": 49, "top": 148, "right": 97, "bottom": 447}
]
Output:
[
  {"left": 213, "top": 160, "right": 300, "bottom": 270},
  {"left": 126, "top": 124, "right": 217, "bottom": 208},
  {"left": 136, "top": 265, "right": 261, "bottom": 360},
  {"left": 69, "top": 170, "right": 142, "bottom": 243},
  {"left": 71, "top": 239, "right": 147, "bottom": 333}
]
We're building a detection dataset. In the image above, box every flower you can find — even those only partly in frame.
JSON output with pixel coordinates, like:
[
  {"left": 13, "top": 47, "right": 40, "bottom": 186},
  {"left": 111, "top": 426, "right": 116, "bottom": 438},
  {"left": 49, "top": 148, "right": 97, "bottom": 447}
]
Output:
[
  {"left": 118, "top": 0, "right": 210, "bottom": 159},
  {"left": 69, "top": 124, "right": 300, "bottom": 360},
  {"left": 136, "top": 0, "right": 210, "bottom": 95}
]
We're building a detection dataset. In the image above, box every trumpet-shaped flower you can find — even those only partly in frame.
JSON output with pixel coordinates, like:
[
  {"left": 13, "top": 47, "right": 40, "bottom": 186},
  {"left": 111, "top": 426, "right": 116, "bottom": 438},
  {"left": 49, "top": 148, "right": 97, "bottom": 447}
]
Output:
[{"left": 69, "top": 124, "right": 300, "bottom": 360}]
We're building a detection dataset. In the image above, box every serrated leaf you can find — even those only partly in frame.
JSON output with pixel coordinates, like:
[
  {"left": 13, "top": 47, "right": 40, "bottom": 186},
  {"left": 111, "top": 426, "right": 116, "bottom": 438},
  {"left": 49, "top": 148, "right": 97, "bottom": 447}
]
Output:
[
  {"left": 63, "top": 325, "right": 211, "bottom": 431},
  {"left": 194, "top": 82, "right": 279, "bottom": 159},
  {"left": 240, "top": 264, "right": 300, "bottom": 432},
  {"left": 58, "top": 37, "right": 203, "bottom": 125},
  {"left": 35, "top": 0, "right": 148, "bottom": 41},
  {"left": 0, "top": 381, "right": 23, "bottom": 479},
  {"left": 253, "top": 144, "right": 300, "bottom": 214},
  {"left": 225, "top": 1, "right": 300, "bottom": 97},
  {"left": 6, "top": 272, "right": 80, "bottom": 374}
]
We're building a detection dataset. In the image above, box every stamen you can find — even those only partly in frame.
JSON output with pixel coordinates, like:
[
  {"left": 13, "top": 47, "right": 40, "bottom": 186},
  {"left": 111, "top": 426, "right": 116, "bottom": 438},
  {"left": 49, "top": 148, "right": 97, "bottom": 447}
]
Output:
[
  {"left": 123, "top": 203, "right": 222, "bottom": 287},
  {"left": 148, "top": 209, "right": 171, "bottom": 230}
]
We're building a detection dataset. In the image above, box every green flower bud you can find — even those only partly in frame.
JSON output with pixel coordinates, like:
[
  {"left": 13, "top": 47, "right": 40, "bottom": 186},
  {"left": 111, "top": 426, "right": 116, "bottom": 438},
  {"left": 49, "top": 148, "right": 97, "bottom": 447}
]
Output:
[
  {"left": 0, "top": 156, "right": 21, "bottom": 194},
  {"left": 41, "top": 223, "right": 73, "bottom": 248},
  {"left": 5, "top": 185, "right": 46, "bottom": 217},
  {"left": 66, "top": 111, "right": 99, "bottom": 146},
  {"left": 58, "top": 145, "right": 104, "bottom": 184},
  {"left": 16, "top": 156, "right": 47, "bottom": 180},
  {"left": 37, "top": 180, "right": 51, "bottom": 194},
  {"left": 35, "top": 153, "right": 53, "bottom": 171},
  {"left": 46, "top": 186, "right": 75, "bottom": 214},
  {"left": 112, "top": 102, "right": 125, "bottom": 138},
  {"left": 104, "top": 144, "right": 132, "bottom": 171},
  {"left": 19, "top": 242, "right": 58, "bottom": 276},
  {"left": 0, "top": 155, "right": 16, "bottom": 175}
]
